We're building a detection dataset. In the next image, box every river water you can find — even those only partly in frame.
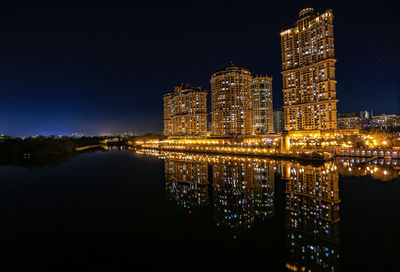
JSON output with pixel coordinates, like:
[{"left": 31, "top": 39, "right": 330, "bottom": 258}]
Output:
[{"left": 0, "top": 148, "right": 399, "bottom": 271}]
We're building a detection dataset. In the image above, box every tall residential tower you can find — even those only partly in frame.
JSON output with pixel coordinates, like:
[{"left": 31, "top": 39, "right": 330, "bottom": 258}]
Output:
[
  {"left": 251, "top": 76, "right": 274, "bottom": 134},
  {"left": 281, "top": 8, "right": 338, "bottom": 132},
  {"left": 163, "top": 83, "right": 207, "bottom": 137},
  {"left": 211, "top": 63, "right": 252, "bottom": 137}
]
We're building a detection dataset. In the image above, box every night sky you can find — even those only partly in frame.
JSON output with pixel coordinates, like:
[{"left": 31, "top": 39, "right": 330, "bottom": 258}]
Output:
[{"left": 0, "top": 1, "right": 398, "bottom": 136}]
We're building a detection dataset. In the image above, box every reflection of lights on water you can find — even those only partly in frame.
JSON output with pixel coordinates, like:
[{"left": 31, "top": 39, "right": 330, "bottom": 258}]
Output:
[{"left": 136, "top": 149, "right": 399, "bottom": 181}]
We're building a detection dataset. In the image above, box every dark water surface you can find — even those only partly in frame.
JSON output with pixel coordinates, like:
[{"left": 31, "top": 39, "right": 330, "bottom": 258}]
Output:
[{"left": 0, "top": 149, "right": 399, "bottom": 271}]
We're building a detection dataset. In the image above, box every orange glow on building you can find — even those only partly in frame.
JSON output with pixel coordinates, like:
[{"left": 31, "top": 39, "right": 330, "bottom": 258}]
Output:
[
  {"left": 163, "top": 83, "right": 207, "bottom": 137},
  {"left": 252, "top": 75, "right": 274, "bottom": 134},
  {"left": 211, "top": 63, "right": 252, "bottom": 137},
  {"left": 281, "top": 9, "right": 338, "bottom": 131}
]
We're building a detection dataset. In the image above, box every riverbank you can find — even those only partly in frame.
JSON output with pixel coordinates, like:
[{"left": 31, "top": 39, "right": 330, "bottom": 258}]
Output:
[
  {"left": 134, "top": 137, "right": 400, "bottom": 162},
  {"left": 0, "top": 136, "right": 105, "bottom": 168},
  {"left": 135, "top": 145, "right": 334, "bottom": 162},
  {"left": 75, "top": 144, "right": 105, "bottom": 151}
]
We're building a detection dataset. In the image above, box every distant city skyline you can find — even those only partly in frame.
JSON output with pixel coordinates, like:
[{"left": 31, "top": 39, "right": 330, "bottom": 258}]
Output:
[{"left": 0, "top": 1, "right": 398, "bottom": 136}]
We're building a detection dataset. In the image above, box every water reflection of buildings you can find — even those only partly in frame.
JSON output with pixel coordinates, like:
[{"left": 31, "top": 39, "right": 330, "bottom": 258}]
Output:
[
  {"left": 105, "top": 145, "right": 134, "bottom": 151},
  {"left": 253, "top": 163, "right": 275, "bottom": 219},
  {"left": 136, "top": 149, "right": 400, "bottom": 183},
  {"left": 136, "top": 149, "right": 399, "bottom": 270},
  {"left": 282, "top": 162, "right": 340, "bottom": 272},
  {"left": 164, "top": 158, "right": 209, "bottom": 210},
  {"left": 160, "top": 151, "right": 276, "bottom": 233},
  {"left": 212, "top": 162, "right": 255, "bottom": 231},
  {"left": 336, "top": 157, "right": 400, "bottom": 182}
]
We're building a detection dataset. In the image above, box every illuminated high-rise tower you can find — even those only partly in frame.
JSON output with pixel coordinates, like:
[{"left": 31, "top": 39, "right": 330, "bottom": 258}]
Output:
[
  {"left": 251, "top": 76, "right": 274, "bottom": 134},
  {"left": 163, "top": 83, "right": 207, "bottom": 137},
  {"left": 211, "top": 63, "right": 252, "bottom": 137},
  {"left": 281, "top": 8, "right": 338, "bottom": 132}
]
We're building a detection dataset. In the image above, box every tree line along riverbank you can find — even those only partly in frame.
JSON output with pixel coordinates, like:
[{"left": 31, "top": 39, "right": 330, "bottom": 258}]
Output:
[{"left": 0, "top": 136, "right": 106, "bottom": 169}]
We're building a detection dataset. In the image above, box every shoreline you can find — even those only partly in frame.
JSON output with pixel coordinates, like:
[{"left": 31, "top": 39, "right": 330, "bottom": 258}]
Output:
[{"left": 134, "top": 146, "right": 333, "bottom": 162}]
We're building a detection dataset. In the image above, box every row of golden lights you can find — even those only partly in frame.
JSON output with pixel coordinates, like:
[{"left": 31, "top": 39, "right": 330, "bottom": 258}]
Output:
[
  {"left": 136, "top": 149, "right": 281, "bottom": 167},
  {"left": 134, "top": 132, "right": 390, "bottom": 149},
  {"left": 338, "top": 160, "right": 399, "bottom": 180},
  {"left": 146, "top": 145, "right": 283, "bottom": 155},
  {"left": 135, "top": 149, "right": 400, "bottom": 181}
]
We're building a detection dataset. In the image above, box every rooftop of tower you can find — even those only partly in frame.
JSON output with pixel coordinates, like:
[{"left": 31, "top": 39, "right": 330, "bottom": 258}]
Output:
[
  {"left": 211, "top": 62, "right": 252, "bottom": 79},
  {"left": 280, "top": 8, "right": 333, "bottom": 35},
  {"left": 163, "top": 82, "right": 206, "bottom": 97},
  {"left": 298, "top": 8, "right": 314, "bottom": 18}
]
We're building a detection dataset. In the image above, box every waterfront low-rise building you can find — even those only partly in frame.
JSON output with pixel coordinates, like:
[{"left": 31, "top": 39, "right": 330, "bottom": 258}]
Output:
[
  {"left": 337, "top": 111, "right": 372, "bottom": 130},
  {"left": 372, "top": 114, "right": 399, "bottom": 131},
  {"left": 337, "top": 116, "right": 361, "bottom": 130},
  {"left": 337, "top": 111, "right": 399, "bottom": 131}
]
